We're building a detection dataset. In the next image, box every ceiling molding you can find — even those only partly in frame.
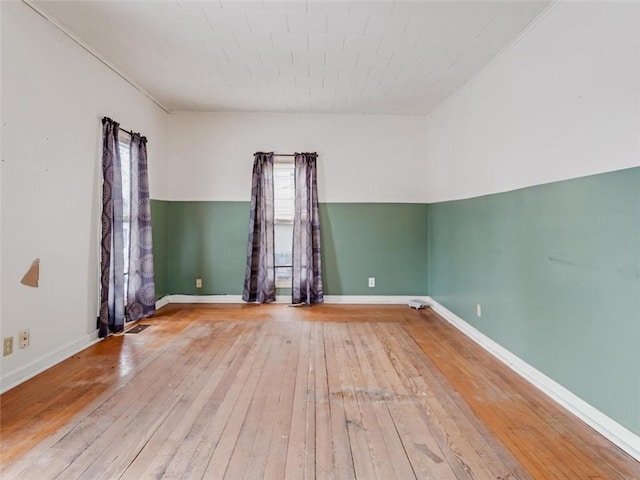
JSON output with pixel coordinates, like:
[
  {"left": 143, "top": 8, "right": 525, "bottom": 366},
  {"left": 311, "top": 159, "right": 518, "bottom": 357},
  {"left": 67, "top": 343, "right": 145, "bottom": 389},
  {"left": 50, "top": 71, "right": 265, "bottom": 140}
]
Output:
[
  {"left": 426, "top": 0, "right": 559, "bottom": 120},
  {"left": 22, "top": 0, "right": 170, "bottom": 114}
]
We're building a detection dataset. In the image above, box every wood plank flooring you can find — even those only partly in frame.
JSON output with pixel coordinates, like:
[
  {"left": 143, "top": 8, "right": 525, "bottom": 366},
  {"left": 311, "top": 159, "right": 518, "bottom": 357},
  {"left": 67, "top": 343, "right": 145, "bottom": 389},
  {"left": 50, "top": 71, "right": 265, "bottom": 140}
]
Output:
[{"left": 1, "top": 304, "right": 639, "bottom": 479}]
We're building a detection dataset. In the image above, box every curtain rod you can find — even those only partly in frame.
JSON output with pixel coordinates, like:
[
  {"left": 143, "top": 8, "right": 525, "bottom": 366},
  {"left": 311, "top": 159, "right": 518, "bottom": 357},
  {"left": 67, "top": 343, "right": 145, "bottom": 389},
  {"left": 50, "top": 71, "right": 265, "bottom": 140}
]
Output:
[
  {"left": 256, "top": 153, "right": 317, "bottom": 157},
  {"left": 102, "top": 117, "right": 135, "bottom": 137}
]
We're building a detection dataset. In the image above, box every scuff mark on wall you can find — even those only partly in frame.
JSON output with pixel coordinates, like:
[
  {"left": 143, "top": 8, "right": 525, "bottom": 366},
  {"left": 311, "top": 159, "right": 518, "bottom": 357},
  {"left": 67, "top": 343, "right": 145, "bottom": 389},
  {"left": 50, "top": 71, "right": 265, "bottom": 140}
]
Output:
[
  {"left": 548, "top": 256, "right": 639, "bottom": 280},
  {"left": 548, "top": 256, "right": 602, "bottom": 271}
]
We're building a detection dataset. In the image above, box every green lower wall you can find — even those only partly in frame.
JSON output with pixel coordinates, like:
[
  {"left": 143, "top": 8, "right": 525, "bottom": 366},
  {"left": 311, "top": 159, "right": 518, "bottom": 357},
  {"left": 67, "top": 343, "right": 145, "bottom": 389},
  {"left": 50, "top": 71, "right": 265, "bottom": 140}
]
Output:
[
  {"left": 321, "top": 203, "right": 428, "bottom": 295},
  {"left": 151, "top": 201, "right": 428, "bottom": 297},
  {"left": 166, "top": 201, "right": 250, "bottom": 295},
  {"left": 150, "top": 200, "right": 169, "bottom": 298},
  {"left": 150, "top": 167, "right": 639, "bottom": 436},
  {"left": 427, "top": 167, "right": 640, "bottom": 435}
]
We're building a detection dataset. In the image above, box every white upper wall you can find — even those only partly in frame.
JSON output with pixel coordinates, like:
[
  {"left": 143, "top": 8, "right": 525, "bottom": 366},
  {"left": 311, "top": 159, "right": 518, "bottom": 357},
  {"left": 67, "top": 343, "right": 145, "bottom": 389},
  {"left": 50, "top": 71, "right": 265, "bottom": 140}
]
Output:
[
  {"left": 167, "top": 112, "right": 428, "bottom": 203},
  {"left": 1, "top": 2, "right": 168, "bottom": 387},
  {"left": 425, "top": 1, "right": 640, "bottom": 203}
]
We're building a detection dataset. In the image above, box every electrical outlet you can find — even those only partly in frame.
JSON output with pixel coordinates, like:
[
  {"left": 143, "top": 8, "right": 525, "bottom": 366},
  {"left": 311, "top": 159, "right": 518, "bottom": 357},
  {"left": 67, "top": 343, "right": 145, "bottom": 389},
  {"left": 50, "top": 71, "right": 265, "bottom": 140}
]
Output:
[
  {"left": 3, "top": 337, "right": 13, "bottom": 356},
  {"left": 368, "top": 277, "right": 375, "bottom": 288},
  {"left": 476, "top": 304, "right": 482, "bottom": 317},
  {"left": 196, "top": 278, "right": 203, "bottom": 289},
  {"left": 19, "top": 330, "right": 30, "bottom": 348}
]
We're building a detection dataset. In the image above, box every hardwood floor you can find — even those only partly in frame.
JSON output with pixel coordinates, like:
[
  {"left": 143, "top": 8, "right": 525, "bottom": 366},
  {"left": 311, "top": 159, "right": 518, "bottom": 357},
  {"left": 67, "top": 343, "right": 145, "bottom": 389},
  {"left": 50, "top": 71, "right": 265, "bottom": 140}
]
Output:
[{"left": 1, "top": 304, "right": 638, "bottom": 479}]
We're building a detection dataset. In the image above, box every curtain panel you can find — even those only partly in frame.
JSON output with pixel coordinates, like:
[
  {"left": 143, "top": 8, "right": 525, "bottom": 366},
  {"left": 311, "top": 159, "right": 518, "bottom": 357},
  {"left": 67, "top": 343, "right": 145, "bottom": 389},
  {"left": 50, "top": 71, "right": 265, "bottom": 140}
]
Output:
[
  {"left": 99, "top": 118, "right": 126, "bottom": 336},
  {"left": 99, "top": 118, "right": 156, "bottom": 337},
  {"left": 126, "top": 134, "right": 156, "bottom": 321},
  {"left": 242, "top": 152, "right": 276, "bottom": 303},
  {"left": 292, "top": 153, "right": 324, "bottom": 304}
]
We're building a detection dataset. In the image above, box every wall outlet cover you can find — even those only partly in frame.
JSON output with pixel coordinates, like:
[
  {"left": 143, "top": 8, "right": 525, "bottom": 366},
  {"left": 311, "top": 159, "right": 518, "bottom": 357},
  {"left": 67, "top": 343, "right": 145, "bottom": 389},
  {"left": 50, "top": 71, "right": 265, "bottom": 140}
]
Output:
[
  {"left": 4, "top": 337, "right": 14, "bottom": 356},
  {"left": 19, "top": 330, "right": 30, "bottom": 348}
]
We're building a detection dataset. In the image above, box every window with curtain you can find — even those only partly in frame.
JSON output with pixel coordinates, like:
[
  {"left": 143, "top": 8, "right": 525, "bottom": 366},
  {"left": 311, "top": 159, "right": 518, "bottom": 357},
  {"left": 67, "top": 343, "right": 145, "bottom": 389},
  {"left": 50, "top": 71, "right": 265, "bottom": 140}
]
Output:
[
  {"left": 99, "top": 117, "right": 156, "bottom": 337},
  {"left": 242, "top": 152, "right": 323, "bottom": 305}
]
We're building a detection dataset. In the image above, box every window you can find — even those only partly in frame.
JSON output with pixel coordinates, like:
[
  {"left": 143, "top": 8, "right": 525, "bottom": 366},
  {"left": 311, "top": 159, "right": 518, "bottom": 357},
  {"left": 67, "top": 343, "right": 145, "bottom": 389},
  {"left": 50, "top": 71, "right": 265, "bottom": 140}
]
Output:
[
  {"left": 273, "top": 162, "right": 294, "bottom": 287},
  {"left": 118, "top": 136, "right": 131, "bottom": 293}
]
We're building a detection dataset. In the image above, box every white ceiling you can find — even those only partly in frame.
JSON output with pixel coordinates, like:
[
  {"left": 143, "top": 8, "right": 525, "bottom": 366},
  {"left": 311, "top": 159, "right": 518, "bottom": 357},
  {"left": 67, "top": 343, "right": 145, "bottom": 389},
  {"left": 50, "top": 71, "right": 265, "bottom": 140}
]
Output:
[{"left": 32, "top": 0, "right": 550, "bottom": 115}]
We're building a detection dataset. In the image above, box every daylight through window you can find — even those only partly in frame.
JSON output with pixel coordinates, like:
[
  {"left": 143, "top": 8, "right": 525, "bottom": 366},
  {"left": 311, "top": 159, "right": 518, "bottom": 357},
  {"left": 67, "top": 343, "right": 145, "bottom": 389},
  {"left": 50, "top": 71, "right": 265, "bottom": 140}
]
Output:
[
  {"left": 118, "top": 138, "right": 131, "bottom": 292},
  {"left": 273, "top": 162, "right": 294, "bottom": 287}
]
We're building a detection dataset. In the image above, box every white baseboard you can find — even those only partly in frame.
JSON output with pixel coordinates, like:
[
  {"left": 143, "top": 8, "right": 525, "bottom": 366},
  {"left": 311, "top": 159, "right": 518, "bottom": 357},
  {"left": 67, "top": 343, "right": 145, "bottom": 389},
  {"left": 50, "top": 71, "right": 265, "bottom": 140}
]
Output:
[
  {"left": 1, "top": 331, "right": 101, "bottom": 394},
  {"left": 155, "top": 295, "right": 172, "bottom": 309},
  {"left": 156, "top": 294, "right": 428, "bottom": 307},
  {"left": 323, "top": 295, "right": 428, "bottom": 304},
  {"left": 426, "top": 297, "right": 640, "bottom": 462}
]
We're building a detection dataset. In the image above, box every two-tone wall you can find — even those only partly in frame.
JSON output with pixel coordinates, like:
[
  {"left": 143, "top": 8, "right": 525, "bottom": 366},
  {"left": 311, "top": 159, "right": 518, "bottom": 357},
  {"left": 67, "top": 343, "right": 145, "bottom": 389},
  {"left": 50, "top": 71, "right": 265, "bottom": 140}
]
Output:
[
  {"left": 152, "top": 113, "right": 430, "bottom": 298},
  {"left": 2, "top": 0, "right": 638, "bottom": 459},
  {"left": 425, "top": 1, "right": 640, "bottom": 442},
  {"left": 1, "top": 2, "right": 168, "bottom": 389},
  {"left": 153, "top": 201, "right": 428, "bottom": 298}
]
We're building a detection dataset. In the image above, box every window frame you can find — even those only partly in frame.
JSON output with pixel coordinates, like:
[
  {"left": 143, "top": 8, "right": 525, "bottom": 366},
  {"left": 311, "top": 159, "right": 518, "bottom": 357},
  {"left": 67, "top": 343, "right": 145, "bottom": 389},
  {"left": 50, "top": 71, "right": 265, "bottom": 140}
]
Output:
[{"left": 273, "top": 160, "right": 295, "bottom": 288}]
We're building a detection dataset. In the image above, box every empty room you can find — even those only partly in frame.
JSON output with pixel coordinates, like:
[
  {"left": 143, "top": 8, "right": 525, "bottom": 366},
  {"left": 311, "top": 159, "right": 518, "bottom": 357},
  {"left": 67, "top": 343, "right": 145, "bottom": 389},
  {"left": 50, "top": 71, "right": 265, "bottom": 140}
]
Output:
[{"left": 1, "top": 0, "right": 639, "bottom": 478}]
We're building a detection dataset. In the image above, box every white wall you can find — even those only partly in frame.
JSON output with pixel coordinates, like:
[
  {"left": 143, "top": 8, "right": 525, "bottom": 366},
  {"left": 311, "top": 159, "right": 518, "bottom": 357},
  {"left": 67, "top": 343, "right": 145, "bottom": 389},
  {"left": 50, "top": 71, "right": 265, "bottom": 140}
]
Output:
[
  {"left": 425, "top": 1, "right": 640, "bottom": 203},
  {"left": 167, "top": 112, "right": 428, "bottom": 203},
  {"left": 0, "top": 2, "right": 168, "bottom": 390}
]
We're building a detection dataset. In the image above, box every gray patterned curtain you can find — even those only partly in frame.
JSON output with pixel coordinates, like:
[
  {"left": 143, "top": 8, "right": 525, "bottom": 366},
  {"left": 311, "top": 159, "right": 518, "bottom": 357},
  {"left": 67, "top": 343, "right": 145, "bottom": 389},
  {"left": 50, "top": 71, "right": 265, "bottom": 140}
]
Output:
[
  {"left": 292, "top": 153, "right": 324, "bottom": 304},
  {"left": 126, "top": 134, "right": 156, "bottom": 321},
  {"left": 242, "top": 152, "right": 276, "bottom": 303},
  {"left": 99, "top": 118, "right": 125, "bottom": 337}
]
